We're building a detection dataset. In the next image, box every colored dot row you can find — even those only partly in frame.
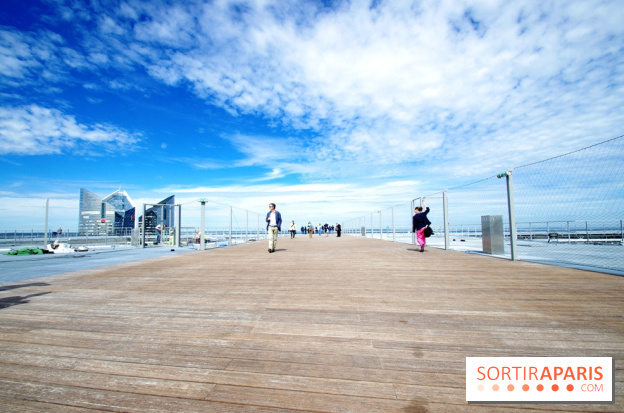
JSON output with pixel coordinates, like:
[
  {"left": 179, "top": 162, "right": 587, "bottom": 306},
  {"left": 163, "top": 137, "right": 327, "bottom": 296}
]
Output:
[{"left": 477, "top": 384, "right": 575, "bottom": 392}]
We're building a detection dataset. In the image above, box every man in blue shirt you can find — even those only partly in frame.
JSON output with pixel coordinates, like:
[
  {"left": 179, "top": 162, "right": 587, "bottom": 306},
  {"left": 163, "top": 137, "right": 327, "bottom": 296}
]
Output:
[{"left": 266, "top": 203, "right": 282, "bottom": 253}]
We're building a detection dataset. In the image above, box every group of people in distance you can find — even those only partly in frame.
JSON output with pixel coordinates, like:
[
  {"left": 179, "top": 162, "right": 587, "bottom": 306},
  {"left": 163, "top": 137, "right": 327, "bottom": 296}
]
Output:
[
  {"left": 300, "top": 223, "right": 339, "bottom": 237},
  {"left": 265, "top": 203, "right": 342, "bottom": 253},
  {"left": 265, "top": 200, "right": 431, "bottom": 254}
]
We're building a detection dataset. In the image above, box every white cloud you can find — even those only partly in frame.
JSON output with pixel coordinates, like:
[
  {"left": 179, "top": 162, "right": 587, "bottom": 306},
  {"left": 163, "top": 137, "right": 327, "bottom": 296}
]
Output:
[
  {"left": 252, "top": 168, "right": 286, "bottom": 182},
  {"left": 155, "top": 178, "right": 423, "bottom": 226},
  {"left": 225, "top": 133, "right": 309, "bottom": 166},
  {"left": 4, "top": 0, "right": 624, "bottom": 183},
  {"left": 0, "top": 105, "right": 141, "bottom": 155},
  {"left": 0, "top": 30, "right": 44, "bottom": 80},
  {"left": 95, "top": 0, "right": 620, "bottom": 177}
]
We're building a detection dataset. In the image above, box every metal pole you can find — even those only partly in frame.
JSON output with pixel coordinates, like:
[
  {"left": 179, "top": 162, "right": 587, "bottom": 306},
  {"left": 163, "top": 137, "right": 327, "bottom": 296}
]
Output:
[
  {"left": 229, "top": 206, "right": 233, "bottom": 247},
  {"left": 142, "top": 204, "right": 146, "bottom": 247},
  {"left": 246, "top": 210, "right": 249, "bottom": 243},
  {"left": 411, "top": 199, "right": 415, "bottom": 245},
  {"left": 44, "top": 199, "right": 49, "bottom": 246},
  {"left": 443, "top": 190, "right": 450, "bottom": 250},
  {"left": 379, "top": 211, "right": 382, "bottom": 240},
  {"left": 585, "top": 221, "right": 589, "bottom": 244},
  {"left": 176, "top": 204, "right": 181, "bottom": 247},
  {"left": 160, "top": 205, "right": 164, "bottom": 246},
  {"left": 504, "top": 170, "right": 518, "bottom": 260},
  {"left": 200, "top": 200, "right": 206, "bottom": 250},
  {"left": 547, "top": 222, "right": 550, "bottom": 241},
  {"left": 392, "top": 206, "right": 395, "bottom": 242}
]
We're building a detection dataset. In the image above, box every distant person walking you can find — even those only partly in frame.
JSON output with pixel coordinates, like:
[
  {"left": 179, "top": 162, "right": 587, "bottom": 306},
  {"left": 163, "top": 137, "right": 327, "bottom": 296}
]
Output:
[
  {"left": 266, "top": 203, "right": 282, "bottom": 253},
  {"left": 289, "top": 220, "right": 297, "bottom": 239},
  {"left": 412, "top": 199, "right": 431, "bottom": 252},
  {"left": 307, "top": 221, "right": 314, "bottom": 238},
  {"left": 336, "top": 223, "right": 341, "bottom": 237},
  {"left": 155, "top": 224, "right": 162, "bottom": 244}
]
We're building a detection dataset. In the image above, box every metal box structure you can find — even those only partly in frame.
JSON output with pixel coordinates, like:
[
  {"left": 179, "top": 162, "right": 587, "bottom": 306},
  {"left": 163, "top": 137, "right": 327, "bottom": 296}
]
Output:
[{"left": 481, "top": 215, "right": 505, "bottom": 255}]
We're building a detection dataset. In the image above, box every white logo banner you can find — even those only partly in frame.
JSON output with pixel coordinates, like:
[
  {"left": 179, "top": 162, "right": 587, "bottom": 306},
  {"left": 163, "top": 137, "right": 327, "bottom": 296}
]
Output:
[{"left": 466, "top": 357, "right": 613, "bottom": 403}]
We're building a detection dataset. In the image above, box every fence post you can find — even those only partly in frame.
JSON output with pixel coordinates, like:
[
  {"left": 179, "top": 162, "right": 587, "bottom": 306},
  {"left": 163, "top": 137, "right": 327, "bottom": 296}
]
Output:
[
  {"left": 229, "top": 206, "right": 233, "bottom": 247},
  {"left": 567, "top": 221, "right": 570, "bottom": 243},
  {"left": 200, "top": 200, "right": 206, "bottom": 250},
  {"left": 392, "top": 206, "right": 395, "bottom": 242},
  {"left": 44, "top": 199, "right": 49, "bottom": 247},
  {"left": 176, "top": 204, "right": 181, "bottom": 247},
  {"left": 546, "top": 222, "right": 550, "bottom": 240},
  {"left": 499, "top": 170, "right": 518, "bottom": 261},
  {"left": 443, "top": 190, "right": 450, "bottom": 250},
  {"left": 142, "top": 204, "right": 147, "bottom": 248},
  {"left": 160, "top": 205, "right": 164, "bottom": 246},
  {"left": 411, "top": 199, "right": 415, "bottom": 245}
]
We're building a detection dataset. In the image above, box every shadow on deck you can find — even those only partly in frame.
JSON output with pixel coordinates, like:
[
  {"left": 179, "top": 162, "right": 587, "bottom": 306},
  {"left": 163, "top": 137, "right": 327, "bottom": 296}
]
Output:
[{"left": 0, "top": 235, "right": 621, "bottom": 411}]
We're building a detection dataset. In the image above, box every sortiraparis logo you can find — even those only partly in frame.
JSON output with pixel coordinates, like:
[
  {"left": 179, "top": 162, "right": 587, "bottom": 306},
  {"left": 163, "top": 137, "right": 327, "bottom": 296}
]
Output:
[{"left": 466, "top": 357, "right": 613, "bottom": 403}]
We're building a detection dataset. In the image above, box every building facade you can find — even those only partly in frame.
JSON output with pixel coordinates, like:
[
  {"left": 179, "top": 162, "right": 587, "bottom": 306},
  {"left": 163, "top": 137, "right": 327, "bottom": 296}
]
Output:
[
  {"left": 78, "top": 189, "right": 136, "bottom": 236},
  {"left": 138, "top": 195, "right": 176, "bottom": 235}
]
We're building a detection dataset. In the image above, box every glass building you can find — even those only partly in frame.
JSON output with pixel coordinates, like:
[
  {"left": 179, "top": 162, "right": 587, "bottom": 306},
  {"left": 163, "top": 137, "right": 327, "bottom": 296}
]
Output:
[
  {"left": 138, "top": 195, "right": 176, "bottom": 234},
  {"left": 78, "top": 189, "right": 136, "bottom": 235}
]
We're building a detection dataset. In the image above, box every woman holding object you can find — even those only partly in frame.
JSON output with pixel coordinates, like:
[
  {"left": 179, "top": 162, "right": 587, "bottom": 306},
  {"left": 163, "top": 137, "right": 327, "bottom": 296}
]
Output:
[{"left": 412, "top": 199, "right": 431, "bottom": 252}]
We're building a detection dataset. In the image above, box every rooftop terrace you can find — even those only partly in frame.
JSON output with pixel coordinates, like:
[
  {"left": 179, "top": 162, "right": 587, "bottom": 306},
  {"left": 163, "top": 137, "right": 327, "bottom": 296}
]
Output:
[{"left": 0, "top": 235, "right": 622, "bottom": 411}]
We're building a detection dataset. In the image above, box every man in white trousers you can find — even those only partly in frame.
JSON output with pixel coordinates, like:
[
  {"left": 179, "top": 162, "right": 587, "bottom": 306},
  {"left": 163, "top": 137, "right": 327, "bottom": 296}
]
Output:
[{"left": 266, "top": 203, "right": 282, "bottom": 253}]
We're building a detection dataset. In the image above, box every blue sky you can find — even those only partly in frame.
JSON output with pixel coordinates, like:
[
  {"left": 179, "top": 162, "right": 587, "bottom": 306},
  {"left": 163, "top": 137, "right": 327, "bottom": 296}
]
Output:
[{"left": 1, "top": 0, "right": 623, "bottom": 229}]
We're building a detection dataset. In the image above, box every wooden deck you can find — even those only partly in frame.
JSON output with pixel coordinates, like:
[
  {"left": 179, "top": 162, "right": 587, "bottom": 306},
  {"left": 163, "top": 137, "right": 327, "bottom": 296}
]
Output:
[{"left": 0, "top": 235, "right": 622, "bottom": 412}]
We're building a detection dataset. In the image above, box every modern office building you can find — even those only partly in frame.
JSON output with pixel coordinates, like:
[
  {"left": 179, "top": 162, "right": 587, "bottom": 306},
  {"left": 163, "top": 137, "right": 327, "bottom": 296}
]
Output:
[
  {"left": 79, "top": 189, "right": 176, "bottom": 236},
  {"left": 138, "top": 195, "right": 176, "bottom": 234},
  {"left": 78, "top": 188, "right": 136, "bottom": 235}
]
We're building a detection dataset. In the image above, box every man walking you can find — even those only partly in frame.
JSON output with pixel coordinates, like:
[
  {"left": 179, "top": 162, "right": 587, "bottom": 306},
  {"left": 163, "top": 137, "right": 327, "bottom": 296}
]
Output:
[{"left": 266, "top": 203, "right": 282, "bottom": 253}]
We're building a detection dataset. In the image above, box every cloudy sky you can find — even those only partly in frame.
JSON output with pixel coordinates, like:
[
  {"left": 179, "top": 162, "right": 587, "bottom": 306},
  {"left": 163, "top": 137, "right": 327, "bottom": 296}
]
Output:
[{"left": 1, "top": 0, "right": 623, "bottom": 229}]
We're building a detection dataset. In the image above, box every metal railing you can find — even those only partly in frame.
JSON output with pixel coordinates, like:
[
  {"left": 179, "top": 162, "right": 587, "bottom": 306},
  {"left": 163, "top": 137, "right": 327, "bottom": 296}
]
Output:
[{"left": 343, "top": 135, "right": 624, "bottom": 276}]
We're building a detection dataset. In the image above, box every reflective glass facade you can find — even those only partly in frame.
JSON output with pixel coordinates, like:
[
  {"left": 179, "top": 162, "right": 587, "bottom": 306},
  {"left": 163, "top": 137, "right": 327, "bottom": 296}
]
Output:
[
  {"left": 78, "top": 189, "right": 136, "bottom": 235},
  {"left": 138, "top": 195, "right": 175, "bottom": 234}
]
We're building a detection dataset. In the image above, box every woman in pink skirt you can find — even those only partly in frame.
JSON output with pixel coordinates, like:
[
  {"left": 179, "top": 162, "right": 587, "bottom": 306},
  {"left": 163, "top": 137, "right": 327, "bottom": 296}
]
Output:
[{"left": 412, "top": 199, "right": 431, "bottom": 252}]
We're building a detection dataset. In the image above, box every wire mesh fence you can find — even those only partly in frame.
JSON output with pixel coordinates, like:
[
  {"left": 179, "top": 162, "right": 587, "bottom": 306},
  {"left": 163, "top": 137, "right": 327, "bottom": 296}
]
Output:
[
  {"left": 176, "top": 200, "right": 269, "bottom": 249},
  {"left": 2, "top": 135, "right": 622, "bottom": 274},
  {"left": 0, "top": 197, "right": 271, "bottom": 251},
  {"left": 343, "top": 135, "right": 624, "bottom": 276}
]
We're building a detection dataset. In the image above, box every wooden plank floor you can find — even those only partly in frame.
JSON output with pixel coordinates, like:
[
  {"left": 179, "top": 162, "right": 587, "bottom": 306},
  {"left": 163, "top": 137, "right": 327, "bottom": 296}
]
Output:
[{"left": 0, "top": 235, "right": 622, "bottom": 412}]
